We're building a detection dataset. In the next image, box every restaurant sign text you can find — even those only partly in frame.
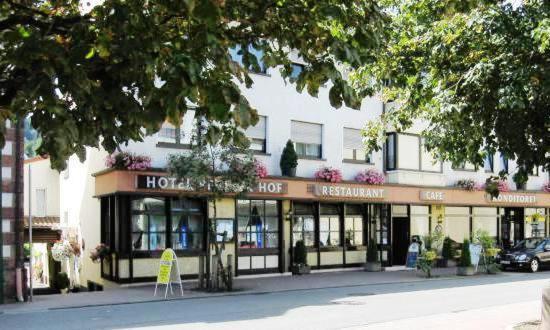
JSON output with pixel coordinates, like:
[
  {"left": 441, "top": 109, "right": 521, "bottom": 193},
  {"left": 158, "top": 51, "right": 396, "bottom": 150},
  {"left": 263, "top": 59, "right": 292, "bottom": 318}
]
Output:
[{"left": 313, "top": 184, "right": 385, "bottom": 199}]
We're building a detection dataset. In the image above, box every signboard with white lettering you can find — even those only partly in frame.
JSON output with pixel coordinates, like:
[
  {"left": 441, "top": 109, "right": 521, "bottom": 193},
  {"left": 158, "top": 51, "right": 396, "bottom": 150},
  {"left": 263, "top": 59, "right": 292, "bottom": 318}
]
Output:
[
  {"left": 487, "top": 193, "right": 537, "bottom": 204},
  {"left": 313, "top": 184, "right": 385, "bottom": 199},
  {"left": 419, "top": 190, "right": 445, "bottom": 202},
  {"left": 136, "top": 175, "right": 287, "bottom": 195}
]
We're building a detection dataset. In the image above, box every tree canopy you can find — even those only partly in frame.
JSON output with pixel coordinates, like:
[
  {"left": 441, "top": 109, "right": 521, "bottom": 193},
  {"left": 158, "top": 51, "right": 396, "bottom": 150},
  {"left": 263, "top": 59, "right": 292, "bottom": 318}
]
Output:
[
  {"left": 1, "top": 0, "right": 385, "bottom": 169},
  {"left": 359, "top": 0, "right": 550, "bottom": 172}
]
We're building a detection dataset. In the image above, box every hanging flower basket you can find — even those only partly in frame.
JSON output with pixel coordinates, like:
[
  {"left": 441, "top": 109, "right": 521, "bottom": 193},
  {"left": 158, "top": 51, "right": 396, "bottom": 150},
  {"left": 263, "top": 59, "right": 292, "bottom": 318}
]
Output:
[
  {"left": 355, "top": 169, "right": 385, "bottom": 185},
  {"left": 315, "top": 167, "right": 343, "bottom": 183},
  {"left": 105, "top": 152, "right": 151, "bottom": 171},
  {"left": 51, "top": 241, "right": 73, "bottom": 262},
  {"left": 89, "top": 244, "right": 111, "bottom": 264}
]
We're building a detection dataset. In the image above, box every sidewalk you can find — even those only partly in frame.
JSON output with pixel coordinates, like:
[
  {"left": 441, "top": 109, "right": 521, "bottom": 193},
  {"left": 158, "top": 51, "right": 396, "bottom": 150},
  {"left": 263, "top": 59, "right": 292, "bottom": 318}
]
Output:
[{"left": 0, "top": 267, "right": 512, "bottom": 314}]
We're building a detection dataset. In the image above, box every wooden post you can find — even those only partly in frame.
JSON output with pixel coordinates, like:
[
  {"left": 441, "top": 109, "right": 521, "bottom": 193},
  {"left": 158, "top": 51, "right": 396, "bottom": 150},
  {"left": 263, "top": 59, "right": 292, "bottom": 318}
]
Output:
[
  {"left": 226, "top": 254, "right": 233, "bottom": 291},
  {"left": 198, "top": 255, "right": 205, "bottom": 289},
  {"left": 211, "top": 255, "right": 218, "bottom": 290}
]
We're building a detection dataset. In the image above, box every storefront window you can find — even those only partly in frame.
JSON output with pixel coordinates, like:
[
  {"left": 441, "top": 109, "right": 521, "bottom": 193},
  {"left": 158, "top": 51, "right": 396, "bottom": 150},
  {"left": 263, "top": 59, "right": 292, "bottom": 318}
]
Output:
[
  {"left": 131, "top": 198, "right": 167, "bottom": 251},
  {"left": 215, "top": 219, "right": 234, "bottom": 242},
  {"left": 293, "top": 203, "right": 315, "bottom": 247},
  {"left": 345, "top": 205, "right": 364, "bottom": 247},
  {"left": 171, "top": 198, "right": 204, "bottom": 250},
  {"left": 320, "top": 204, "right": 340, "bottom": 247},
  {"left": 237, "top": 200, "right": 279, "bottom": 249}
]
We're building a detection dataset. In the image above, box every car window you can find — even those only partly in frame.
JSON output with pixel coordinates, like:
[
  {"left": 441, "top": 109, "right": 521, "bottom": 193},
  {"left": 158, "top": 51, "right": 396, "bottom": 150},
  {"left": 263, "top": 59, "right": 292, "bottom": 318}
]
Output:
[{"left": 514, "top": 238, "right": 543, "bottom": 249}]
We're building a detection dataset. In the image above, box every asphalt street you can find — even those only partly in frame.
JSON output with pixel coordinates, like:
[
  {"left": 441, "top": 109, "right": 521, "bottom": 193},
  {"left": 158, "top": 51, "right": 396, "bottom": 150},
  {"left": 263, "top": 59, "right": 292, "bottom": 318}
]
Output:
[{"left": 2, "top": 271, "right": 550, "bottom": 330}]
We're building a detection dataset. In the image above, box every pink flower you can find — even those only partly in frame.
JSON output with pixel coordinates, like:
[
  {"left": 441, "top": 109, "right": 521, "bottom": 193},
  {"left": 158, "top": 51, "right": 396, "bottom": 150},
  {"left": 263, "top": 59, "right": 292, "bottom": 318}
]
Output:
[
  {"left": 254, "top": 160, "right": 268, "bottom": 178},
  {"left": 314, "top": 167, "right": 343, "bottom": 183},
  {"left": 543, "top": 182, "right": 550, "bottom": 193},
  {"left": 355, "top": 169, "right": 385, "bottom": 185},
  {"left": 105, "top": 152, "right": 151, "bottom": 171}
]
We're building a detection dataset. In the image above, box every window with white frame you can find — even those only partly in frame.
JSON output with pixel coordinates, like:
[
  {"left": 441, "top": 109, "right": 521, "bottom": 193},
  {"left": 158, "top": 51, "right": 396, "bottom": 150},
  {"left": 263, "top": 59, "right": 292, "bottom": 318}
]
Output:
[
  {"left": 420, "top": 138, "right": 440, "bottom": 172},
  {"left": 343, "top": 128, "right": 372, "bottom": 163},
  {"left": 229, "top": 45, "right": 267, "bottom": 74},
  {"left": 157, "top": 121, "right": 185, "bottom": 144},
  {"left": 385, "top": 133, "right": 441, "bottom": 172},
  {"left": 291, "top": 121, "right": 322, "bottom": 159},
  {"left": 245, "top": 116, "right": 267, "bottom": 153},
  {"left": 454, "top": 161, "right": 476, "bottom": 171},
  {"left": 500, "top": 154, "right": 509, "bottom": 173},
  {"left": 36, "top": 188, "right": 46, "bottom": 217}
]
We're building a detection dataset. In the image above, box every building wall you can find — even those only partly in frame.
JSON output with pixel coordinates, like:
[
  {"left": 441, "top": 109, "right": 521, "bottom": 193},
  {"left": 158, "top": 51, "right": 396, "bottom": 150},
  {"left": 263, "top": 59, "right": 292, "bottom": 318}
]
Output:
[
  {"left": 23, "top": 158, "right": 60, "bottom": 218},
  {"left": 58, "top": 148, "right": 108, "bottom": 287},
  {"left": 2, "top": 120, "right": 24, "bottom": 302}
]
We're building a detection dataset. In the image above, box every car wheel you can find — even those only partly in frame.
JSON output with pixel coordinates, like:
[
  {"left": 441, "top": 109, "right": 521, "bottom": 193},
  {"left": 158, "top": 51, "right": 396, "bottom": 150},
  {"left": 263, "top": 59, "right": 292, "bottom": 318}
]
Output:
[{"left": 530, "top": 259, "right": 540, "bottom": 273}]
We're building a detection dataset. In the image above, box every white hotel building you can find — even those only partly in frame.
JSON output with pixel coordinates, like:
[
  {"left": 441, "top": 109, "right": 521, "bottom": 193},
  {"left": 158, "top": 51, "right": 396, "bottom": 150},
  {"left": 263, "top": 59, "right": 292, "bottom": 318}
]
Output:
[{"left": 26, "top": 56, "right": 550, "bottom": 290}]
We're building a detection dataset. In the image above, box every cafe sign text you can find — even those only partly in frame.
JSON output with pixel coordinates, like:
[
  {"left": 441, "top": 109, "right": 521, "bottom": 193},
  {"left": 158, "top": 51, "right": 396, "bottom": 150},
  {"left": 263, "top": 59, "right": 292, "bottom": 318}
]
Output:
[{"left": 419, "top": 190, "right": 445, "bottom": 202}]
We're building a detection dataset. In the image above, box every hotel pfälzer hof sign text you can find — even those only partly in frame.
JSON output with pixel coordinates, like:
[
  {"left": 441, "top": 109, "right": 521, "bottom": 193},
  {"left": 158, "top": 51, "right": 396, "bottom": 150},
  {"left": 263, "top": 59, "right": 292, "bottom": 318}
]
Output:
[{"left": 137, "top": 175, "right": 288, "bottom": 195}]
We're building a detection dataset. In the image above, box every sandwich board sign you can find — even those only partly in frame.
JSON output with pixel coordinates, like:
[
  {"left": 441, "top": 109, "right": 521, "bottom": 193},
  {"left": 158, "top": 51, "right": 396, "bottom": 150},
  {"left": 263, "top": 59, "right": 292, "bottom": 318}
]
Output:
[
  {"left": 154, "top": 248, "right": 183, "bottom": 298},
  {"left": 469, "top": 244, "right": 485, "bottom": 272}
]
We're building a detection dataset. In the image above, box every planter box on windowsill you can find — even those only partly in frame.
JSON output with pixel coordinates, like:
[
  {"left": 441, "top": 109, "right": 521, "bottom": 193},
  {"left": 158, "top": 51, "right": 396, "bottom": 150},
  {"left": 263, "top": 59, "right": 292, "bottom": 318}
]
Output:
[{"left": 291, "top": 264, "right": 311, "bottom": 275}]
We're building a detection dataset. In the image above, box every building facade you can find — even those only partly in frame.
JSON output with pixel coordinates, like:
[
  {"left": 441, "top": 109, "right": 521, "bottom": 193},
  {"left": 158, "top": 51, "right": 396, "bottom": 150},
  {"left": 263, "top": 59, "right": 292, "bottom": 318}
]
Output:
[
  {"left": 2, "top": 120, "right": 24, "bottom": 302},
  {"left": 52, "top": 63, "right": 549, "bottom": 288}
]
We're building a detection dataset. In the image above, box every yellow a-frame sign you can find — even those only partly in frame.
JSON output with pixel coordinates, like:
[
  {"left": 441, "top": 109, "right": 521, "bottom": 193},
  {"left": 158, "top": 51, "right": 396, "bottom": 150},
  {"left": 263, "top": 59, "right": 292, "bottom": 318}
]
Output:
[{"left": 154, "top": 248, "right": 183, "bottom": 298}]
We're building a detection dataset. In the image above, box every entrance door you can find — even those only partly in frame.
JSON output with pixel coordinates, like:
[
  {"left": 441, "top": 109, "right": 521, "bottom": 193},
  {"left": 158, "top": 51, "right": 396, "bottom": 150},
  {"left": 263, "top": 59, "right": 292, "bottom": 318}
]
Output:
[
  {"left": 392, "top": 217, "right": 410, "bottom": 265},
  {"left": 501, "top": 208, "right": 524, "bottom": 249}
]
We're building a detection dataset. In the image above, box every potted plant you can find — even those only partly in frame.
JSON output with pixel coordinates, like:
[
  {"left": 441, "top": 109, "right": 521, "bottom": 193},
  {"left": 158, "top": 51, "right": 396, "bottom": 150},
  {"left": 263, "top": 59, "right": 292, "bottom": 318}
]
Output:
[
  {"left": 355, "top": 169, "right": 385, "bottom": 185},
  {"left": 280, "top": 140, "right": 298, "bottom": 177},
  {"left": 484, "top": 176, "right": 509, "bottom": 199},
  {"left": 440, "top": 236, "right": 454, "bottom": 268},
  {"left": 513, "top": 168, "right": 528, "bottom": 190},
  {"left": 292, "top": 240, "right": 310, "bottom": 275},
  {"left": 418, "top": 250, "right": 437, "bottom": 278},
  {"left": 456, "top": 239, "right": 474, "bottom": 276},
  {"left": 56, "top": 272, "right": 70, "bottom": 294},
  {"left": 365, "top": 239, "right": 382, "bottom": 271}
]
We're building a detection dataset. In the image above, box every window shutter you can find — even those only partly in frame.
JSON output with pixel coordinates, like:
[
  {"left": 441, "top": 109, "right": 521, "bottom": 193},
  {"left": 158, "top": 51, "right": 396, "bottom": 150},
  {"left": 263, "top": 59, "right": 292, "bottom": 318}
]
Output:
[
  {"left": 36, "top": 189, "right": 46, "bottom": 217},
  {"left": 245, "top": 116, "right": 266, "bottom": 139},
  {"left": 291, "top": 121, "right": 322, "bottom": 144},
  {"left": 343, "top": 128, "right": 363, "bottom": 150}
]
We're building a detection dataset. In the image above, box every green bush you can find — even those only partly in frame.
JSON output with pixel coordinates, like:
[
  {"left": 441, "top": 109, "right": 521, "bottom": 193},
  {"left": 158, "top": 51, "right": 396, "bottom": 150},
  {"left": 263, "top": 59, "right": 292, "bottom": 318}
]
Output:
[
  {"left": 294, "top": 240, "right": 307, "bottom": 265},
  {"left": 280, "top": 140, "right": 298, "bottom": 175},
  {"left": 458, "top": 239, "right": 472, "bottom": 267},
  {"left": 442, "top": 236, "right": 454, "bottom": 260},
  {"left": 55, "top": 272, "right": 70, "bottom": 290},
  {"left": 367, "top": 239, "right": 379, "bottom": 262}
]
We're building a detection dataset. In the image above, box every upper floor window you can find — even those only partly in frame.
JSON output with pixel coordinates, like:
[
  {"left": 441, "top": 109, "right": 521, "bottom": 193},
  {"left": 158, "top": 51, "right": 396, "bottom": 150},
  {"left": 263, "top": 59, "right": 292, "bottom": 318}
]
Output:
[
  {"left": 229, "top": 45, "right": 267, "bottom": 74},
  {"left": 36, "top": 188, "right": 46, "bottom": 217},
  {"left": 343, "top": 128, "right": 372, "bottom": 163},
  {"left": 385, "top": 133, "right": 441, "bottom": 172},
  {"left": 484, "top": 153, "right": 494, "bottom": 172},
  {"left": 529, "top": 166, "right": 539, "bottom": 176},
  {"left": 500, "top": 154, "right": 509, "bottom": 173},
  {"left": 291, "top": 120, "right": 322, "bottom": 159},
  {"left": 245, "top": 116, "right": 267, "bottom": 153},
  {"left": 454, "top": 161, "right": 476, "bottom": 171},
  {"left": 158, "top": 121, "right": 185, "bottom": 145}
]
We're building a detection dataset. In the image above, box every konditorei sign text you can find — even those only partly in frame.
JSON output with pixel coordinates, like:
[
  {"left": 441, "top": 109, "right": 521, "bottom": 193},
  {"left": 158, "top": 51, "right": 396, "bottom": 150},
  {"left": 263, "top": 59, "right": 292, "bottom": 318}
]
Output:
[
  {"left": 488, "top": 193, "right": 537, "bottom": 204},
  {"left": 313, "top": 184, "right": 385, "bottom": 199},
  {"left": 136, "top": 175, "right": 287, "bottom": 195}
]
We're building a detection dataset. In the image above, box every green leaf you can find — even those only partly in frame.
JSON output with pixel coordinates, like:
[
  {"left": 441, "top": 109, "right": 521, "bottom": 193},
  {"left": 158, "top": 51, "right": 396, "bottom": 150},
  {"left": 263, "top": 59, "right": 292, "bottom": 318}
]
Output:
[{"left": 85, "top": 48, "right": 95, "bottom": 59}]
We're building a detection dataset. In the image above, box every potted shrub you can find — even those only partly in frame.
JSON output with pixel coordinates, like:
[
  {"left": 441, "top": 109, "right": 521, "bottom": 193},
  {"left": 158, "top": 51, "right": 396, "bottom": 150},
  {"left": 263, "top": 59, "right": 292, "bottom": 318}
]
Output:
[
  {"left": 418, "top": 250, "right": 437, "bottom": 278},
  {"left": 365, "top": 239, "right": 382, "bottom": 272},
  {"left": 56, "top": 272, "right": 70, "bottom": 294},
  {"left": 292, "top": 240, "right": 310, "bottom": 275},
  {"left": 440, "top": 236, "right": 454, "bottom": 268},
  {"left": 513, "top": 168, "right": 528, "bottom": 190},
  {"left": 456, "top": 239, "right": 475, "bottom": 276},
  {"left": 484, "top": 176, "right": 509, "bottom": 199},
  {"left": 280, "top": 140, "right": 298, "bottom": 177}
]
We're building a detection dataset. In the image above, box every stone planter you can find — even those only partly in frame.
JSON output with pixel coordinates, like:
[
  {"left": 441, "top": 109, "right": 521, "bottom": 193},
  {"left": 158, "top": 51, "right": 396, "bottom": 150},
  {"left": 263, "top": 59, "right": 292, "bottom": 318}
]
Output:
[
  {"left": 457, "top": 266, "right": 475, "bottom": 276},
  {"left": 436, "top": 258, "right": 448, "bottom": 268},
  {"left": 364, "top": 261, "right": 382, "bottom": 272},
  {"left": 292, "top": 264, "right": 311, "bottom": 275},
  {"left": 60, "top": 288, "right": 69, "bottom": 294}
]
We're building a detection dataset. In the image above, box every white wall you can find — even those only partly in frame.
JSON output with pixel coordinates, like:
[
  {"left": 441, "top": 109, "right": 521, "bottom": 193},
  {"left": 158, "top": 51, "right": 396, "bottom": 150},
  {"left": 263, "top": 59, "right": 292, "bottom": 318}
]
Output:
[{"left": 23, "top": 158, "right": 60, "bottom": 217}]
